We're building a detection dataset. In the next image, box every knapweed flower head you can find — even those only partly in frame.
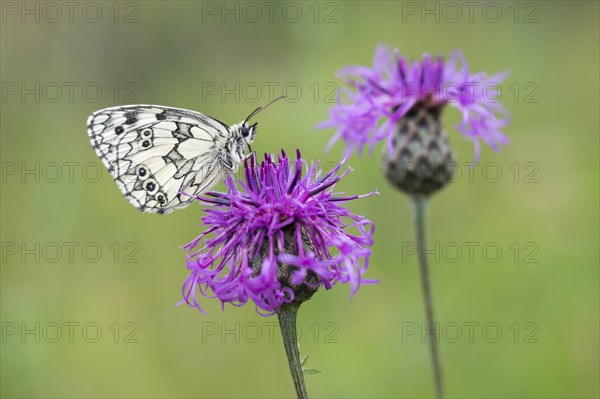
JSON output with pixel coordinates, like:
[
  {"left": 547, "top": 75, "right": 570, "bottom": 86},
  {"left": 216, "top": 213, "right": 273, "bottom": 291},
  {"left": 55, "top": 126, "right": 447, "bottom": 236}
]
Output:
[
  {"left": 317, "top": 45, "right": 510, "bottom": 162},
  {"left": 182, "top": 150, "right": 376, "bottom": 315}
]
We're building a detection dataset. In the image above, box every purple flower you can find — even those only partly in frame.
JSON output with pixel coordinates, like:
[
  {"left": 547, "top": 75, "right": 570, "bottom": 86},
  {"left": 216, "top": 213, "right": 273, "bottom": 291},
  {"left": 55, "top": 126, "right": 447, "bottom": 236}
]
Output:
[
  {"left": 181, "top": 150, "right": 377, "bottom": 315},
  {"left": 317, "top": 45, "right": 510, "bottom": 162}
]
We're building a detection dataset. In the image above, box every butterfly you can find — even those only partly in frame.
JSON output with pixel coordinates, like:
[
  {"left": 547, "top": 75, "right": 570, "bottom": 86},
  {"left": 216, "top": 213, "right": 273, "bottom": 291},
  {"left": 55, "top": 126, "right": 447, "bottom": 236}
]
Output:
[{"left": 87, "top": 96, "right": 285, "bottom": 214}]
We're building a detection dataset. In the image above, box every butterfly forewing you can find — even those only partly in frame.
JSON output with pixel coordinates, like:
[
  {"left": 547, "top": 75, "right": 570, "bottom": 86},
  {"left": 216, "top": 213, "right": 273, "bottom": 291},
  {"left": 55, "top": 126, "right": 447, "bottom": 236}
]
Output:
[{"left": 87, "top": 105, "right": 231, "bottom": 214}]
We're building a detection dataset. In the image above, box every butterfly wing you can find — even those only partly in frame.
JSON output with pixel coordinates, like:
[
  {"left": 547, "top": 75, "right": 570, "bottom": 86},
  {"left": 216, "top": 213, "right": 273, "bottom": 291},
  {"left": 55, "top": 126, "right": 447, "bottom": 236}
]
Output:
[{"left": 87, "top": 105, "right": 231, "bottom": 214}]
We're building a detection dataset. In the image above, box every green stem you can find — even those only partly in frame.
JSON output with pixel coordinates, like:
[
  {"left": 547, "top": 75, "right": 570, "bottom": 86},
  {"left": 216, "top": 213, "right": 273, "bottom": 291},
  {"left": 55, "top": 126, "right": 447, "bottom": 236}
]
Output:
[
  {"left": 277, "top": 303, "right": 308, "bottom": 399},
  {"left": 410, "top": 195, "right": 444, "bottom": 399}
]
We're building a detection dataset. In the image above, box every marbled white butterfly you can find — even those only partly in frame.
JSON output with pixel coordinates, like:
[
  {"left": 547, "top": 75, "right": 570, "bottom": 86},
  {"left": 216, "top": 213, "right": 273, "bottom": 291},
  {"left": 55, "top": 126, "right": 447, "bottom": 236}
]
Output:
[{"left": 87, "top": 96, "right": 285, "bottom": 214}]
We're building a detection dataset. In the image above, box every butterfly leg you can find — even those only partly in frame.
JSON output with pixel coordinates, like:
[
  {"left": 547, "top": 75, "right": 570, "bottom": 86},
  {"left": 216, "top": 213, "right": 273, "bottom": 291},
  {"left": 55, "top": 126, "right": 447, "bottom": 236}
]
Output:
[{"left": 244, "top": 151, "right": 255, "bottom": 161}]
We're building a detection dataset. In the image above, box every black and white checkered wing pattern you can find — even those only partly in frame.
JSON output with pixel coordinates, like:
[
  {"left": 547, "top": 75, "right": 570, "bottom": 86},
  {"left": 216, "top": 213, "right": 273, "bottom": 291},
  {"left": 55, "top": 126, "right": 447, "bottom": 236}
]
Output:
[{"left": 87, "top": 105, "right": 230, "bottom": 214}]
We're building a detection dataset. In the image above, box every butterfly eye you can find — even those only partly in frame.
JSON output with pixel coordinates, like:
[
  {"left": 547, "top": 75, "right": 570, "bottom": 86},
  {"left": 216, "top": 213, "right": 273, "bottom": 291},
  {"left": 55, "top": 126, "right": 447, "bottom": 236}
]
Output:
[{"left": 240, "top": 126, "right": 250, "bottom": 138}]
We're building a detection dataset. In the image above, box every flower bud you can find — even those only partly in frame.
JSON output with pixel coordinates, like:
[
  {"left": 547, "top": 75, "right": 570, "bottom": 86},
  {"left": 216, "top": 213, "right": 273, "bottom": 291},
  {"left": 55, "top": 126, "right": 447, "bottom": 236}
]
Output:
[{"left": 381, "top": 102, "right": 456, "bottom": 196}]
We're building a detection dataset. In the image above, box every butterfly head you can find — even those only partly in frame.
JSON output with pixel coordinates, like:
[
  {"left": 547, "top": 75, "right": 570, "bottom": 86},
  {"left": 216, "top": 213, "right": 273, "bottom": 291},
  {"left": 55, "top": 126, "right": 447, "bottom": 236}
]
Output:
[{"left": 238, "top": 121, "right": 258, "bottom": 145}]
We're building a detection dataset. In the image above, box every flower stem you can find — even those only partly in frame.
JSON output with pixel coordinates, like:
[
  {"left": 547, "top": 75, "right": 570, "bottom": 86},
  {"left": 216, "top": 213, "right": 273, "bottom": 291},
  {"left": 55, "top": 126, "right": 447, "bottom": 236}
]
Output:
[
  {"left": 277, "top": 303, "right": 309, "bottom": 399},
  {"left": 410, "top": 195, "right": 444, "bottom": 399}
]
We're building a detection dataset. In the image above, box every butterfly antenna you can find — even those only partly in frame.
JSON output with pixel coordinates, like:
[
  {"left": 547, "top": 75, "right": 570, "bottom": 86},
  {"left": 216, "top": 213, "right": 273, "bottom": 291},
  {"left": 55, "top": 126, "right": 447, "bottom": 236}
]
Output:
[{"left": 244, "top": 95, "right": 287, "bottom": 123}]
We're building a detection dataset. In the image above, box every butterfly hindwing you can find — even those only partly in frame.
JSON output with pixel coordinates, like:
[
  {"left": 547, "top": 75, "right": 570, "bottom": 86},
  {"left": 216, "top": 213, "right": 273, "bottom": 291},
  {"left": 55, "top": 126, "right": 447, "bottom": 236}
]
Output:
[{"left": 87, "top": 105, "right": 231, "bottom": 214}]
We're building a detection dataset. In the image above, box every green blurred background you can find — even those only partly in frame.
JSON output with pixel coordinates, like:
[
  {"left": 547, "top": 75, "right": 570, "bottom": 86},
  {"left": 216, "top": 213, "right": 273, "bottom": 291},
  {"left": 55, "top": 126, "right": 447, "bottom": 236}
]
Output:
[{"left": 1, "top": 1, "right": 598, "bottom": 398}]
